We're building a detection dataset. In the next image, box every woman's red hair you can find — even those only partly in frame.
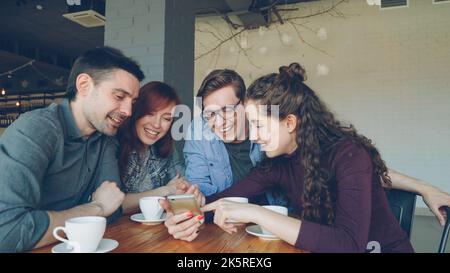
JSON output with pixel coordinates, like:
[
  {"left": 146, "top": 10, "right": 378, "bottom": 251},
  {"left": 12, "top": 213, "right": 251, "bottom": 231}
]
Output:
[{"left": 118, "top": 81, "right": 180, "bottom": 177}]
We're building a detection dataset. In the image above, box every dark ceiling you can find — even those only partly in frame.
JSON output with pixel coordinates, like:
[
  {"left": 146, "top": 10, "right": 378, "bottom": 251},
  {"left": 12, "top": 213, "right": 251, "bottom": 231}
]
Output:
[
  {"left": 0, "top": 0, "right": 106, "bottom": 95},
  {"left": 0, "top": 0, "right": 309, "bottom": 95},
  {"left": 0, "top": 0, "right": 105, "bottom": 61}
]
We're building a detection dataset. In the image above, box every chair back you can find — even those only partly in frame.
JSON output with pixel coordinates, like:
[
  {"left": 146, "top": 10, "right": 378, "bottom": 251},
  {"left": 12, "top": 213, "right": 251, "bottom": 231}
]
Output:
[
  {"left": 438, "top": 206, "right": 450, "bottom": 253},
  {"left": 386, "top": 189, "right": 417, "bottom": 238}
]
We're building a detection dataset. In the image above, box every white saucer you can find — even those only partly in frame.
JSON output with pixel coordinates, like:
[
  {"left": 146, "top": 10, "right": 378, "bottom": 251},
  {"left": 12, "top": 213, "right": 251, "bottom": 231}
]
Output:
[
  {"left": 245, "top": 225, "right": 280, "bottom": 240},
  {"left": 130, "top": 212, "right": 167, "bottom": 225},
  {"left": 51, "top": 238, "right": 118, "bottom": 253}
]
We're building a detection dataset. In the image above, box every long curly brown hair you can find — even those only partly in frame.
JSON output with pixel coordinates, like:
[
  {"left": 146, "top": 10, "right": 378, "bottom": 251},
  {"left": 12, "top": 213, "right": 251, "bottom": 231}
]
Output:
[{"left": 246, "top": 63, "right": 391, "bottom": 225}]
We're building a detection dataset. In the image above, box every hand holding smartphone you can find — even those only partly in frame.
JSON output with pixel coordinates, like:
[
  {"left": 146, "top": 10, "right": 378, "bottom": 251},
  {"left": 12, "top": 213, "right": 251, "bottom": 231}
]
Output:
[{"left": 167, "top": 194, "right": 202, "bottom": 216}]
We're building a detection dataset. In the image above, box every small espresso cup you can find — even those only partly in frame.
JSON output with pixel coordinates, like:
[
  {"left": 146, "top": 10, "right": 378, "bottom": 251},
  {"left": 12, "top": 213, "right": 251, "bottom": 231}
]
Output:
[
  {"left": 53, "top": 216, "right": 106, "bottom": 253},
  {"left": 139, "top": 196, "right": 165, "bottom": 220},
  {"left": 261, "top": 205, "right": 288, "bottom": 236},
  {"left": 223, "top": 197, "right": 249, "bottom": 223}
]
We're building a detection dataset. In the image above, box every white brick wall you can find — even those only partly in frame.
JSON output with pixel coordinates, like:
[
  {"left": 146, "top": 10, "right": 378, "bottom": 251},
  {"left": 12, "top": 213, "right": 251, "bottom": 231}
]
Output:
[
  {"left": 105, "top": 0, "right": 166, "bottom": 81},
  {"left": 195, "top": 0, "right": 450, "bottom": 208},
  {"left": 104, "top": 0, "right": 195, "bottom": 98},
  {"left": 104, "top": 0, "right": 195, "bottom": 126}
]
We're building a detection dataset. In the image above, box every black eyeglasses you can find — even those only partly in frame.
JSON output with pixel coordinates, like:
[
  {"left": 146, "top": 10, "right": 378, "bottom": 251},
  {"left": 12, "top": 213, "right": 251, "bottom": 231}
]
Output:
[{"left": 202, "top": 99, "right": 241, "bottom": 122}]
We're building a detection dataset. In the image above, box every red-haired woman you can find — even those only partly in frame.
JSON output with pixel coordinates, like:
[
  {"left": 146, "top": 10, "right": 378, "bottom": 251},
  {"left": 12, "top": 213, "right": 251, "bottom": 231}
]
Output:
[{"left": 118, "top": 81, "right": 191, "bottom": 215}]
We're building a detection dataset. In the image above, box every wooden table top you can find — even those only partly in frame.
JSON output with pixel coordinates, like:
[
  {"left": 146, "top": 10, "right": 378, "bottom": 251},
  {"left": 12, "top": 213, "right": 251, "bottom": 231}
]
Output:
[{"left": 32, "top": 215, "right": 307, "bottom": 253}]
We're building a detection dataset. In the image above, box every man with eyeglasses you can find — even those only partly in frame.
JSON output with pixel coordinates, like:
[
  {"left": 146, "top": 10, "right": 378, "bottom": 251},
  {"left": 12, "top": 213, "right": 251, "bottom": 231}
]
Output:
[{"left": 183, "top": 69, "right": 286, "bottom": 207}]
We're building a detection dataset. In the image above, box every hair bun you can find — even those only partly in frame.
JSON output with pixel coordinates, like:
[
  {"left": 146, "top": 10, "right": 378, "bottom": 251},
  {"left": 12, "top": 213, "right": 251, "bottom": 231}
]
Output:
[{"left": 278, "top": 63, "right": 307, "bottom": 82}]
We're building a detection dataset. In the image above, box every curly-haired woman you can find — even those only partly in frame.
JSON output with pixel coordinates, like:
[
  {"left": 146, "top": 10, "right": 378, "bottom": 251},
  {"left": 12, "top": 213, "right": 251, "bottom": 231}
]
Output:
[{"left": 201, "top": 63, "right": 414, "bottom": 252}]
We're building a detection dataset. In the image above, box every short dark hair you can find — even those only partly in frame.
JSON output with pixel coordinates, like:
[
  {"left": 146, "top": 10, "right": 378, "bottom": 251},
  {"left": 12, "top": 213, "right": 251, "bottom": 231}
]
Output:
[
  {"left": 65, "top": 46, "right": 145, "bottom": 101},
  {"left": 196, "top": 69, "right": 246, "bottom": 106}
]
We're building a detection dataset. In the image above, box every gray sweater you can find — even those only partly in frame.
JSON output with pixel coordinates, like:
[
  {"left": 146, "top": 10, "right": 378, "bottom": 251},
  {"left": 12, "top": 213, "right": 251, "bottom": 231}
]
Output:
[{"left": 0, "top": 99, "right": 122, "bottom": 252}]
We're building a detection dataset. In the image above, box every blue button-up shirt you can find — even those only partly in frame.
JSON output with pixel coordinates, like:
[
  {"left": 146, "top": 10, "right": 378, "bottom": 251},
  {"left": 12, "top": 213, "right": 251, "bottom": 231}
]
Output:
[{"left": 184, "top": 117, "right": 262, "bottom": 196}]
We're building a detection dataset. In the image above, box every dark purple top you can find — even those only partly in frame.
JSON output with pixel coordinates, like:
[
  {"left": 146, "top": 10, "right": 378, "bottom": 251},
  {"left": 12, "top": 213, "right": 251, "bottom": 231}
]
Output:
[{"left": 206, "top": 139, "right": 414, "bottom": 253}]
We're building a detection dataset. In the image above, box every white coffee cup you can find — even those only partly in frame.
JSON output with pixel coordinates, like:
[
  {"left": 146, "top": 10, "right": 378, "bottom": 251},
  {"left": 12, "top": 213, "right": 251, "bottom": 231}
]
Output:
[
  {"left": 53, "top": 216, "right": 106, "bottom": 253},
  {"left": 139, "top": 196, "right": 165, "bottom": 220},
  {"left": 223, "top": 197, "right": 249, "bottom": 203},
  {"left": 261, "top": 205, "right": 288, "bottom": 235}
]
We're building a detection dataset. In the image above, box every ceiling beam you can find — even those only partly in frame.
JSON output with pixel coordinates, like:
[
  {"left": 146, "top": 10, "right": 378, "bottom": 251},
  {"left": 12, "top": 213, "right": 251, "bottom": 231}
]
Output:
[{"left": 0, "top": 37, "right": 74, "bottom": 70}]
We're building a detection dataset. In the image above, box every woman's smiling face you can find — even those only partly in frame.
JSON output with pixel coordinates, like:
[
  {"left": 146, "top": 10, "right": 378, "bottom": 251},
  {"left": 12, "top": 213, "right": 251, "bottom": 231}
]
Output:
[
  {"left": 246, "top": 99, "right": 298, "bottom": 158},
  {"left": 135, "top": 102, "right": 175, "bottom": 146}
]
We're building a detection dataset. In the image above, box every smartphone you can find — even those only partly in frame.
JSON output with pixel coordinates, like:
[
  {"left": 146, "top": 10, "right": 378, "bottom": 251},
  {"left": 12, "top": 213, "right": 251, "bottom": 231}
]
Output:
[{"left": 167, "top": 194, "right": 202, "bottom": 216}]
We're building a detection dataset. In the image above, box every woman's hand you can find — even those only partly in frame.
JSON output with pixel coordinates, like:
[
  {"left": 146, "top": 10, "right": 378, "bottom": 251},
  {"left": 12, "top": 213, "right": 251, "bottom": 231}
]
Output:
[
  {"left": 386, "top": 169, "right": 450, "bottom": 226},
  {"left": 159, "top": 199, "right": 205, "bottom": 241},
  {"left": 201, "top": 199, "right": 258, "bottom": 234},
  {"left": 421, "top": 187, "right": 450, "bottom": 226}
]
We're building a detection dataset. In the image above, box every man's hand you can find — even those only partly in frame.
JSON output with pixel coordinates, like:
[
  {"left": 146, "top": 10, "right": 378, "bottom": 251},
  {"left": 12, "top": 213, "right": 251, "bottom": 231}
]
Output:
[
  {"left": 165, "top": 174, "right": 191, "bottom": 195},
  {"left": 91, "top": 181, "right": 125, "bottom": 217},
  {"left": 185, "top": 184, "right": 205, "bottom": 207}
]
